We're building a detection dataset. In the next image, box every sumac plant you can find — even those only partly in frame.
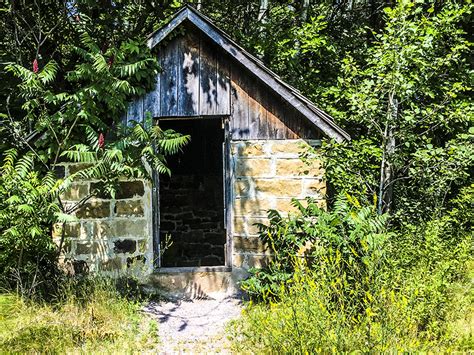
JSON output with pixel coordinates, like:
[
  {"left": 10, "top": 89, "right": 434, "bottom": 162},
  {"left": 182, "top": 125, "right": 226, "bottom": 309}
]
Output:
[{"left": 1, "top": 32, "right": 189, "bottom": 293}]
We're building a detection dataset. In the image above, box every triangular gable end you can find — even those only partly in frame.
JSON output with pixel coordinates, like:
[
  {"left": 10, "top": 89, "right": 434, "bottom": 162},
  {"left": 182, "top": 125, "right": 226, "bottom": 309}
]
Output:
[{"left": 144, "top": 5, "right": 350, "bottom": 142}]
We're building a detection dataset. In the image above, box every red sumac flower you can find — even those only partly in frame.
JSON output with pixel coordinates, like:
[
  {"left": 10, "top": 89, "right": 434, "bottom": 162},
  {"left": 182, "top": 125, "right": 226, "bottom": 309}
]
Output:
[
  {"left": 98, "top": 133, "right": 105, "bottom": 149},
  {"left": 33, "top": 59, "right": 39, "bottom": 74}
]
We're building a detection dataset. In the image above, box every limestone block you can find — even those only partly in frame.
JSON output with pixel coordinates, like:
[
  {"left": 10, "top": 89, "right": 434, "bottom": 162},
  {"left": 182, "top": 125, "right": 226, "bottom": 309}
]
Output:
[
  {"left": 247, "top": 254, "right": 273, "bottom": 268},
  {"left": 254, "top": 179, "right": 302, "bottom": 197},
  {"left": 233, "top": 198, "right": 273, "bottom": 217},
  {"left": 61, "top": 183, "right": 89, "bottom": 201},
  {"left": 100, "top": 257, "right": 124, "bottom": 272},
  {"left": 68, "top": 163, "right": 93, "bottom": 175},
  {"left": 138, "top": 239, "right": 149, "bottom": 253},
  {"left": 232, "top": 253, "right": 273, "bottom": 268},
  {"left": 271, "top": 141, "right": 308, "bottom": 156},
  {"left": 232, "top": 253, "right": 245, "bottom": 268},
  {"left": 75, "top": 240, "right": 108, "bottom": 255},
  {"left": 275, "top": 159, "right": 323, "bottom": 177},
  {"left": 115, "top": 200, "right": 144, "bottom": 217},
  {"left": 90, "top": 181, "right": 145, "bottom": 199},
  {"left": 233, "top": 217, "right": 268, "bottom": 236},
  {"left": 233, "top": 236, "right": 270, "bottom": 254},
  {"left": 275, "top": 198, "right": 307, "bottom": 214},
  {"left": 235, "top": 179, "right": 252, "bottom": 198},
  {"left": 94, "top": 219, "right": 148, "bottom": 239},
  {"left": 116, "top": 181, "right": 145, "bottom": 199},
  {"left": 233, "top": 218, "right": 246, "bottom": 235},
  {"left": 246, "top": 217, "right": 268, "bottom": 235},
  {"left": 75, "top": 201, "right": 110, "bottom": 219},
  {"left": 235, "top": 158, "right": 273, "bottom": 177},
  {"left": 64, "top": 222, "right": 91, "bottom": 239},
  {"left": 233, "top": 141, "right": 267, "bottom": 157}
]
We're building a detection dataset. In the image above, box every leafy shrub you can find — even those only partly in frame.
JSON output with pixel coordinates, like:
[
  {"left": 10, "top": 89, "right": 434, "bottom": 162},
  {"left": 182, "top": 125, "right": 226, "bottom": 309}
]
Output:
[
  {"left": 241, "top": 195, "right": 390, "bottom": 299},
  {"left": 0, "top": 150, "right": 62, "bottom": 297}
]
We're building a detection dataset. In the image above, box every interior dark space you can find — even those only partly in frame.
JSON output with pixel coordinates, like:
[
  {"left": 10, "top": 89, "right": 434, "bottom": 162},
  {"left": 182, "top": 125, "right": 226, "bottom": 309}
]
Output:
[{"left": 158, "top": 118, "right": 226, "bottom": 267}]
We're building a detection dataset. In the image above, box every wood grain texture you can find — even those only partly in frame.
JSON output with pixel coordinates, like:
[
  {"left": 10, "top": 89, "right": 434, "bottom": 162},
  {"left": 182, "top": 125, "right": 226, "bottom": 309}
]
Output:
[
  {"left": 160, "top": 38, "right": 179, "bottom": 116},
  {"left": 127, "top": 96, "right": 144, "bottom": 125},
  {"left": 143, "top": 67, "right": 161, "bottom": 122},
  {"left": 216, "top": 52, "right": 231, "bottom": 115},
  {"left": 199, "top": 33, "right": 218, "bottom": 115},
  {"left": 230, "top": 63, "right": 249, "bottom": 139},
  {"left": 178, "top": 34, "right": 200, "bottom": 116},
  {"left": 142, "top": 32, "right": 321, "bottom": 140}
]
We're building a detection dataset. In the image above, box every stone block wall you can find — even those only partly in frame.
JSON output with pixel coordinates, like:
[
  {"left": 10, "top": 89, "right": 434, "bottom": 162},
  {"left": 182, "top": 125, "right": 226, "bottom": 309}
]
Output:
[
  {"left": 160, "top": 174, "right": 226, "bottom": 267},
  {"left": 231, "top": 139, "right": 325, "bottom": 269},
  {"left": 55, "top": 139, "right": 325, "bottom": 277},
  {"left": 54, "top": 164, "right": 154, "bottom": 276}
]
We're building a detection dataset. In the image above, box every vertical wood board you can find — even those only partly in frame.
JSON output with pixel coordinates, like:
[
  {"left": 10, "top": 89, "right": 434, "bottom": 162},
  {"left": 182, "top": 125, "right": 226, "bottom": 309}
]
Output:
[
  {"left": 199, "top": 33, "right": 218, "bottom": 115},
  {"left": 160, "top": 38, "right": 179, "bottom": 116},
  {"left": 230, "top": 62, "right": 250, "bottom": 139},
  {"left": 178, "top": 34, "right": 200, "bottom": 116}
]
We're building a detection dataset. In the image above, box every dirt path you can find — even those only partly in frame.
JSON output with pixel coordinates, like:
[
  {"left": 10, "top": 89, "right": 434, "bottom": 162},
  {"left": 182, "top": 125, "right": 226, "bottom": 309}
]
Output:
[{"left": 144, "top": 298, "right": 243, "bottom": 353}]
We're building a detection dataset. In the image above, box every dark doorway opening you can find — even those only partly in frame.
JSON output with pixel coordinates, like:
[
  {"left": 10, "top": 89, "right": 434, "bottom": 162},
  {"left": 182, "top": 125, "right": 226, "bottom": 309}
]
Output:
[{"left": 159, "top": 118, "right": 226, "bottom": 267}]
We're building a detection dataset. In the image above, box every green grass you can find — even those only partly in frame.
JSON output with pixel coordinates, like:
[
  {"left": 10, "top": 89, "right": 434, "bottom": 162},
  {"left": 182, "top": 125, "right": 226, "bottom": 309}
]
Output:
[{"left": 0, "top": 278, "right": 159, "bottom": 353}]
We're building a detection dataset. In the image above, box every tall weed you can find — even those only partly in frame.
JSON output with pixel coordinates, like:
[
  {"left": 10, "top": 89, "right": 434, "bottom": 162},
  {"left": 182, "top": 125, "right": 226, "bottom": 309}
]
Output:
[
  {"left": 233, "top": 193, "right": 473, "bottom": 352},
  {"left": 0, "top": 277, "right": 159, "bottom": 353}
]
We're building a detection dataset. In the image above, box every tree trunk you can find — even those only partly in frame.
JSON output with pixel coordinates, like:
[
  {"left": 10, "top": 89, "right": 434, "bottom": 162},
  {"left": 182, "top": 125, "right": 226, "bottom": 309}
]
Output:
[
  {"left": 377, "top": 93, "right": 397, "bottom": 214},
  {"left": 301, "top": 0, "right": 310, "bottom": 22},
  {"left": 258, "top": 0, "right": 268, "bottom": 22}
]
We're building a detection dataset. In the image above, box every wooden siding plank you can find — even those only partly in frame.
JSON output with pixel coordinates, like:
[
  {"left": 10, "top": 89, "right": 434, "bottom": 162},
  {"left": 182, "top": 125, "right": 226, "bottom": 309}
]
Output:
[
  {"left": 178, "top": 34, "right": 200, "bottom": 116},
  {"left": 248, "top": 78, "right": 265, "bottom": 139},
  {"left": 230, "top": 63, "right": 249, "bottom": 139},
  {"left": 199, "top": 33, "right": 218, "bottom": 115},
  {"left": 266, "top": 90, "right": 287, "bottom": 139},
  {"left": 127, "top": 96, "right": 144, "bottom": 126},
  {"left": 280, "top": 102, "right": 299, "bottom": 139},
  {"left": 143, "top": 67, "right": 161, "bottom": 123},
  {"left": 160, "top": 39, "right": 179, "bottom": 116},
  {"left": 216, "top": 53, "right": 231, "bottom": 115}
]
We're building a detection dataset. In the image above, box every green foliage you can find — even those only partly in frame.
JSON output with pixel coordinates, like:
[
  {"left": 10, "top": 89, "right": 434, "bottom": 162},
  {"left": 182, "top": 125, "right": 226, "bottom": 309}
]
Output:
[
  {"left": 62, "top": 117, "right": 190, "bottom": 197},
  {"left": 0, "top": 149, "right": 62, "bottom": 297},
  {"left": 241, "top": 195, "right": 391, "bottom": 299},
  {"left": 234, "top": 193, "right": 473, "bottom": 352},
  {"left": 325, "top": 0, "right": 473, "bottom": 216},
  {"left": 0, "top": 277, "right": 159, "bottom": 353},
  {"left": 5, "top": 31, "right": 160, "bottom": 167},
  {"left": 1, "top": 26, "right": 188, "bottom": 294}
]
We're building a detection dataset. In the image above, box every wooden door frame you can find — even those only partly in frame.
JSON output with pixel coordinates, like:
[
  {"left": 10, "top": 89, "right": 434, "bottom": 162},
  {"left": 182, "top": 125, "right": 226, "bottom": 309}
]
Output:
[{"left": 152, "top": 116, "right": 233, "bottom": 271}]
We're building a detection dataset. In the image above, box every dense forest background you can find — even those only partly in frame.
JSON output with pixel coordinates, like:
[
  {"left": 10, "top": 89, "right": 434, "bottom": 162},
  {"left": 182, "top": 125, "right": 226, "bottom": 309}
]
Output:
[
  {"left": 0, "top": 0, "right": 472, "bottom": 352},
  {"left": 1, "top": 0, "right": 472, "bottom": 218}
]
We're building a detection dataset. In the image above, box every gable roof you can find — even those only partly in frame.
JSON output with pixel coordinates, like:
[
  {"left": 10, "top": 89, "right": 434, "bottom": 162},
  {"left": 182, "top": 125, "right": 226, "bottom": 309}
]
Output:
[{"left": 147, "top": 5, "right": 350, "bottom": 142}]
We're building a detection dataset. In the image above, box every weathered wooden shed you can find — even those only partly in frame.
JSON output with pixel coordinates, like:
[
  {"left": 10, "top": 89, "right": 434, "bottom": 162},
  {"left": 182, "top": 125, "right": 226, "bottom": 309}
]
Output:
[{"left": 59, "top": 6, "right": 349, "bottom": 297}]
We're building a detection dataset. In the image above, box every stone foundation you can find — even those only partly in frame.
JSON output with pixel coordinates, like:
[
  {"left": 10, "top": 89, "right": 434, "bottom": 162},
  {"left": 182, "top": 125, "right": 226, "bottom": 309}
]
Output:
[{"left": 230, "top": 139, "right": 324, "bottom": 269}]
